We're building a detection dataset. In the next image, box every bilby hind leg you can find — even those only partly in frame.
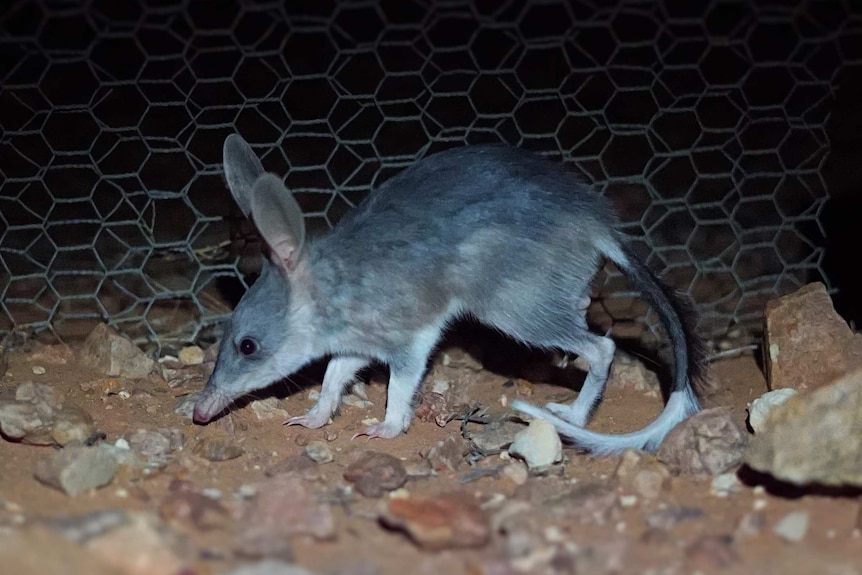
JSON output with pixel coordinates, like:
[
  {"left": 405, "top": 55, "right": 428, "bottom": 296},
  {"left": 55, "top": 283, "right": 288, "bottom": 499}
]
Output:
[
  {"left": 545, "top": 329, "right": 615, "bottom": 427},
  {"left": 285, "top": 355, "right": 369, "bottom": 429},
  {"left": 543, "top": 296, "right": 615, "bottom": 428}
]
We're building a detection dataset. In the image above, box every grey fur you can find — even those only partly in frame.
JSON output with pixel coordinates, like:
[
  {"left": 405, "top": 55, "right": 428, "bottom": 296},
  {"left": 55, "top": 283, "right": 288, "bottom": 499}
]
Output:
[{"left": 193, "top": 135, "right": 705, "bottom": 454}]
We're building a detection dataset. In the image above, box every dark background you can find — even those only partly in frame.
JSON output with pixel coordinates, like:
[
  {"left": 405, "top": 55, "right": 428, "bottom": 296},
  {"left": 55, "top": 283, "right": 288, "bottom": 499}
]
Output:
[{"left": 1, "top": 0, "right": 860, "bottom": 347}]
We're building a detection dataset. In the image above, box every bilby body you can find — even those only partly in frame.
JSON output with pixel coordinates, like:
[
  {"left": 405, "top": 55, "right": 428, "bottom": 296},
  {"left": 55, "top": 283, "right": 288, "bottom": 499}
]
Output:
[{"left": 193, "top": 134, "right": 706, "bottom": 454}]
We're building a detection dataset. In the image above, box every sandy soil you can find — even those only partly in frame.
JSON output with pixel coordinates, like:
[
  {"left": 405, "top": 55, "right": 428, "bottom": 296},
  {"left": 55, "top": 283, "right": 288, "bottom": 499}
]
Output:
[{"left": 0, "top": 340, "right": 860, "bottom": 575}]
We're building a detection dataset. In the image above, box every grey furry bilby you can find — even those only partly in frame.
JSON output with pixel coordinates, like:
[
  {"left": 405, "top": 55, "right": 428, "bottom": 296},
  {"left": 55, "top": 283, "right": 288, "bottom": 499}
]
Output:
[{"left": 193, "top": 134, "right": 706, "bottom": 455}]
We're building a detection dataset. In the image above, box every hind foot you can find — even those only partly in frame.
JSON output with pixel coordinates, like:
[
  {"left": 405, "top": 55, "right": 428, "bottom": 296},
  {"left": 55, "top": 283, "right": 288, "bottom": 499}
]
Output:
[{"left": 544, "top": 402, "right": 590, "bottom": 428}]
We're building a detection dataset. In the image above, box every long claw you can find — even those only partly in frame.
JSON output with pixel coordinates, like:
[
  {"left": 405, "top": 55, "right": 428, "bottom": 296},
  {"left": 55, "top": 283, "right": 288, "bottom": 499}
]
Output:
[
  {"left": 351, "top": 421, "right": 403, "bottom": 440},
  {"left": 283, "top": 413, "right": 330, "bottom": 429}
]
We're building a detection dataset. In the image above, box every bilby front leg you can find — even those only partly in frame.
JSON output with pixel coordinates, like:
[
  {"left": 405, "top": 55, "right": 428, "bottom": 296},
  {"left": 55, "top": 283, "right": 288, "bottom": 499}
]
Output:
[{"left": 285, "top": 355, "right": 368, "bottom": 429}]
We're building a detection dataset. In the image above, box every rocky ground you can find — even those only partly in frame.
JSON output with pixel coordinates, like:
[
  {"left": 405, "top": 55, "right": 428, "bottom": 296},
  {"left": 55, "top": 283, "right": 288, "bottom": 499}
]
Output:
[{"left": 0, "top": 283, "right": 860, "bottom": 575}]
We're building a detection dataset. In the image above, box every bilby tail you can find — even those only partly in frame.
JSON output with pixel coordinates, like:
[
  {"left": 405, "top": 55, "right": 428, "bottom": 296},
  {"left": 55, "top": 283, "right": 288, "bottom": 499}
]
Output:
[{"left": 512, "top": 238, "right": 706, "bottom": 455}]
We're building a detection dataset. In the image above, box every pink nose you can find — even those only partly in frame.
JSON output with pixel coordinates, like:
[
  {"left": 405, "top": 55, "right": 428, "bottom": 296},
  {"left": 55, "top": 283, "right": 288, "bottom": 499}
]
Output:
[{"left": 192, "top": 405, "right": 212, "bottom": 424}]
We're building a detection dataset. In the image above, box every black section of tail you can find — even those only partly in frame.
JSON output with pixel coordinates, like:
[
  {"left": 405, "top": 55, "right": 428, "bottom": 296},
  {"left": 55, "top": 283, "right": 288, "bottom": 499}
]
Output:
[{"left": 614, "top": 243, "right": 707, "bottom": 398}]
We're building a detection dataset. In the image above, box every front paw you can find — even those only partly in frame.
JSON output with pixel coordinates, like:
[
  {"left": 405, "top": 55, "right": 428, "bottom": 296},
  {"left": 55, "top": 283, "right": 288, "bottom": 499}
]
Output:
[
  {"left": 351, "top": 420, "right": 404, "bottom": 440},
  {"left": 283, "top": 408, "right": 332, "bottom": 430}
]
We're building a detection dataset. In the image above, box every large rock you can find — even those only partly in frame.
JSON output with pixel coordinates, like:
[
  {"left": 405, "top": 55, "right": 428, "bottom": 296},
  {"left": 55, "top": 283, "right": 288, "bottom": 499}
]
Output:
[
  {"left": 764, "top": 283, "right": 862, "bottom": 392},
  {"left": 744, "top": 368, "right": 862, "bottom": 486},
  {"left": 79, "top": 323, "right": 155, "bottom": 379}
]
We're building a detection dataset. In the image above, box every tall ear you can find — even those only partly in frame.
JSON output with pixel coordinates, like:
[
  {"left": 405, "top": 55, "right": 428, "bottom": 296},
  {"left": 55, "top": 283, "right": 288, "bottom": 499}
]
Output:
[
  {"left": 223, "top": 134, "right": 265, "bottom": 217},
  {"left": 250, "top": 173, "right": 306, "bottom": 273}
]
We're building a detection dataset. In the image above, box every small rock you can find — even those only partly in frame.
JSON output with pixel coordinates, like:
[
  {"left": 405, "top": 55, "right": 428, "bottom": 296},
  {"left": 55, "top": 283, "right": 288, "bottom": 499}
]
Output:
[
  {"left": 744, "top": 368, "right": 862, "bottom": 486},
  {"left": 442, "top": 349, "right": 483, "bottom": 371},
  {"left": 341, "top": 394, "right": 374, "bottom": 409},
  {"left": 431, "top": 380, "right": 450, "bottom": 394},
  {"left": 710, "top": 472, "right": 741, "bottom": 497},
  {"left": 736, "top": 512, "right": 766, "bottom": 538},
  {"left": 508, "top": 417, "right": 562, "bottom": 470},
  {"left": 173, "top": 392, "right": 198, "bottom": 418},
  {"left": 393, "top": 460, "right": 428, "bottom": 482},
  {"left": 464, "top": 418, "right": 523, "bottom": 454},
  {"left": 645, "top": 507, "right": 706, "bottom": 530},
  {"left": 502, "top": 461, "right": 529, "bottom": 485},
  {"left": 774, "top": 511, "right": 809, "bottom": 543},
  {"left": 84, "top": 511, "right": 191, "bottom": 575},
  {"left": 343, "top": 451, "right": 407, "bottom": 498},
  {"left": 765, "top": 283, "right": 862, "bottom": 392},
  {"left": 250, "top": 397, "right": 290, "bottom": 421},
  {"left": 380, "top": 491, "right": 490, "bottom": 550},
  {"left": 608, "top": 351, "right": 660, "bottom": 390},
  {"left": 234, "top": 475, "right": 335, "bottom": 558},
  {"left": 613, "top": 449, "right": 671, "bottom": 500},
  {"left": 178, "top": 345, "right": 204, "bottom": 366},
  {"left": 349, "top": 381, "right": 369, "bottom": 400},
  {"left": 265, "top": 454, "right": 319, "bottom": 479},
  {"left": 304, "top": 440, "right": 333, "bottom": 464},
  {"left": 412, "top": 389, "right": 457, "bottom": 427},
  {"left": 224, "top": 560, "right": 320, "bottom": 575},
  {"left": 0, "top": 402, "right": 53, "bottom": 444},
  {"left": 422, "top": 434, "right": 468, "bottom": 473},
  {"left": 124, "top": 428, "right": 182, "bottom": 460},
  {"left": 685, "top": 534, "right": 738, "bottom": 570},
  {"left": 50, "top": 406, "right": 96, "bottom": 446},
  {"left": 27, "top": 343, "right": 75, "bottom": 365},
  {"left": 657, "top": 407, "right": 748, "bottom": 475},
  {"left": 32, "top": 365, "right": 46, "bottom": 375},
  {"left": 747, "top": 388, "right": 797, "bottom": 433},
  {"left": 79, "top": 323, "right": 155, "bottom": 379},
  {"left": 190, "top": 433, "right": 243, "bottom": 461},
  {"left": 34, "top": 445, "right": 118, "bottom": 496}
]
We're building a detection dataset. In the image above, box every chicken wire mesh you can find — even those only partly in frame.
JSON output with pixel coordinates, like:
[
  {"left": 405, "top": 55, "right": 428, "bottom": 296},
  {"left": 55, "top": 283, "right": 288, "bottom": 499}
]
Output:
[{"left": 1, "top": 0, "right": 859, "bottom": 350}]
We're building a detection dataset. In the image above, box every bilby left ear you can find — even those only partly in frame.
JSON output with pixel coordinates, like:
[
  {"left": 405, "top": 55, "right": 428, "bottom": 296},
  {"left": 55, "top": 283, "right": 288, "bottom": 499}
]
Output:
[{"left": 249, "top": 173, "right": 306, "bottom": 274}]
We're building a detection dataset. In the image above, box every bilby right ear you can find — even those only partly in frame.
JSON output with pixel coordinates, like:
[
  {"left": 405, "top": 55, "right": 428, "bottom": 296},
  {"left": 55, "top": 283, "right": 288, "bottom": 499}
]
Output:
[
  {"left": 223, "top": 134, "right": 265, "bottom": 217},
  {"left": 250, "top": 173, "right": 306, "bottom": 274}
]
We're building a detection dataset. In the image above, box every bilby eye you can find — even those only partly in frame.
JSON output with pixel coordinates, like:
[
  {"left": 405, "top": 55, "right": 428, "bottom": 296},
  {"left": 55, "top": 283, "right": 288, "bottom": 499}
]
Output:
[{"left": 238, "top": 337, "right": 258, "bottom": 356}]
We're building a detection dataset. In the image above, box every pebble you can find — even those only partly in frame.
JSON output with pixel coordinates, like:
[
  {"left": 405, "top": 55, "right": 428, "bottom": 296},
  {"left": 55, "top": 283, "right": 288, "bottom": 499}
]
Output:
[
  {"left": 710, "top": 472, "right": 742, "bottom": 497},
  {"left": 32, "top": 365, "right": 46, "bottom": 375},
  {"left": 42, "top": 509, "right": 130, "bottom": 543},
  {"left": 613, "top": 449, "right": 671, "bottom": 500},
  {"left": 380, "top": 491, "right": 490, "bottom": 550},
  {"left": 646, "top": 507, "right": 706, "bottom": 530},
  {"left": 124, "top": 428, "right": 181, "bottom": 460},
  {"left": 343, "top": 451, "right": 407, "bottom": 498},
  {"left": 773, "top": 511, "right": 809, "bottom": 543},
  {"left": 265, "top": 454, "right": 319, "bottom": 479},
  {"left": 50, "top": 406, "right": 96, "bottom": 446},
  {"left": 234, "top": 475, "right": 335, "bottom": 558},
  {"left": 422, "top": 434, "right": 468, "bottom": 472},
  {"left": 304, "top": 440, "right": 334, "bottom": 464},
  {"left": 341, "top": 394, "right": 374, "bottom": 409},
  {"left": 34, "top": 444, "right": 118, "bottom": 496},
  {"left": 190, "top": 434, "right": 244, "bottom": 461},
  {"left": 159, "top": 489, "right": 229, "bottom": 530},
  {"left": 736, "top": 512, "right": 766, "bottom": 538},
  {"left": 464, "top": 419, "right": 524, "bottom": 454},
  {"left": 173, "top": 392, "right": 199, "bottom": 418},
  {"left": 250, "top": 397, "right": 290, "bottom": 421},
  {"left": 502, "top": 461, "right": 529, "bottom": 485},
  {"left": 350, "top": 381, "right": 369, "bottom": 400},
  {"left": 178, "top": 345, "right": 205, "bottom": 366},
  {"left": 507, "top": 417, "right": 562, "bottom": 470},
  {"left": 431, "top": 380, "right": 450, "bottom": 394}
]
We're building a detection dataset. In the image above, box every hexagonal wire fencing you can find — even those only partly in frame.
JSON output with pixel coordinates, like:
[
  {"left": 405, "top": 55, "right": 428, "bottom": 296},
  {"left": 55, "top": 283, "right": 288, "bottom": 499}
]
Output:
[{"left": 0, "top": 0, "right": 859, "bottom": 353}]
